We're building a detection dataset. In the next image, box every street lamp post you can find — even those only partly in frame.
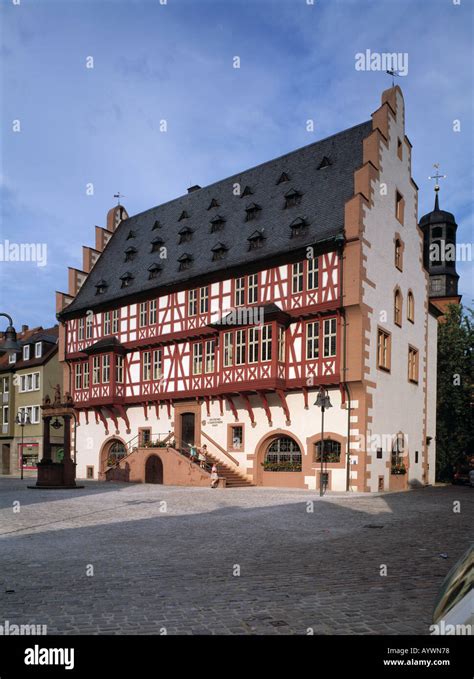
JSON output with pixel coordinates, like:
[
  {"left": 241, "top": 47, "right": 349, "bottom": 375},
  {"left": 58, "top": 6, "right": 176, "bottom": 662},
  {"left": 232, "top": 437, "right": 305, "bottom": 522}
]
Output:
[
  {"left": 15, "top": 411, "right": 31, "bottom": 481},
  {"left": 315, "top": 386, "right": 332, "bottom": 497}
]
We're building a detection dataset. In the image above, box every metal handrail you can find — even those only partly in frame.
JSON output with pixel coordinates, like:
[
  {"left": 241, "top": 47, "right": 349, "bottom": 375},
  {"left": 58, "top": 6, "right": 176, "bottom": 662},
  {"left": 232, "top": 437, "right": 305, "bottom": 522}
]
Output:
[
  {"left": 105, "top": 432, "right": 174, "bottom": 472},
  {"left": 177, "top": 442, "right": 213, "bottom": 474},
  {"left": 201, "top": 430, "right": 240, "bottom": 466}
]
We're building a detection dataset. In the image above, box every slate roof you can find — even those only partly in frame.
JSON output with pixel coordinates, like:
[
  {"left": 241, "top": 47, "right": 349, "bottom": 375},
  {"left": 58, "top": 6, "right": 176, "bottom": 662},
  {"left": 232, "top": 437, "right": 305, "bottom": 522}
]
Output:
[
  {"left": 0, "top": 325, "right": 58, "bottom": 372},
  {"left": 419, "top": 193, "right": 457, "bottom": 228},
  {"left": 60, "top": 120, "right": 372, "bottom": 318}
]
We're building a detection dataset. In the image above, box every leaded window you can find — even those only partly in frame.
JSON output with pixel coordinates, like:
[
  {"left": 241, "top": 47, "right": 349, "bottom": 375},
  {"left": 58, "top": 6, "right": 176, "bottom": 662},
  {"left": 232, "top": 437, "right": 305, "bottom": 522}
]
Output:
[
  {"left": 264, "top": 437, "right": 302, "bottom": 471},
  {"left": 315, "top": 439, "right": 341, "bottom": 463}
]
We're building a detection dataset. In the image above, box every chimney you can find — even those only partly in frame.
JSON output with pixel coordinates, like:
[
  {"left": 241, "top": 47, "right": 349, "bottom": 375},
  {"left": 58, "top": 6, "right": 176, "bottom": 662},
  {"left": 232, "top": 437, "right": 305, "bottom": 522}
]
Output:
[
  {"left": 187, "top": 185, "right": 201, "bottom": 193},
  {"left": 22, "top": 324, "right": 29, "bottom": 333}
]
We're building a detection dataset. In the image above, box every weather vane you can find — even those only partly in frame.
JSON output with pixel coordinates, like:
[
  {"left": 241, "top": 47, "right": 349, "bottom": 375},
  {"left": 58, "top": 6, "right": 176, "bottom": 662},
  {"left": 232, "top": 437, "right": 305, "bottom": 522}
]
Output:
[
  {"left": 114, "top": 192, "right": 125, "bottom": 206},
  {"left": 386, "top": 69, "right": 401, "bottom": 87},
  {"left": 428, "top": 164, "right": 447, "bottom": 193}
]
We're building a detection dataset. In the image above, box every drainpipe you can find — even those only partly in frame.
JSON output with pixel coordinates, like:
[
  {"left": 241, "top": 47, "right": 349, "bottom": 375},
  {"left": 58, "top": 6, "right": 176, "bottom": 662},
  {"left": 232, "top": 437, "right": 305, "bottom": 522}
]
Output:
[{"left": 335, "top": 233, "right": 352, "bottom": 492}]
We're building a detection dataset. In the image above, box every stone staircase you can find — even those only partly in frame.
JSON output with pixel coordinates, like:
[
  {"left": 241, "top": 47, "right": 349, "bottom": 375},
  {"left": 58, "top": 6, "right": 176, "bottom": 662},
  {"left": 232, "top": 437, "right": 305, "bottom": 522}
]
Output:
[{"left": 204, "top": 451, "right": 254, "bottom": 488}]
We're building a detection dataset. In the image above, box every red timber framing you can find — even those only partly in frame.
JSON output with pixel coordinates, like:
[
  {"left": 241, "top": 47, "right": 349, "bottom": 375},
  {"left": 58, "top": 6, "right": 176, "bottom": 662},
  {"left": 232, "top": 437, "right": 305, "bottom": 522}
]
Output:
[
  {"left": 241, "top": 393, "right": 255, "bottom": 425},
  {"left": 65, "top": 249, "right": 342, "bottom": 414},
  {"left": 116, "top": 404, "right": 131, "bottom": 433},
  {"left": 302, "top": 386, "right": 309, "bottom": 410},
  {"left": 225, "top": 396, "right": 239, "bottom": 422},
  {"left": 103, "top": 406, "right": 119, "bottom": 433},
  {"left": 276, "top": 390, "right": 291, "bottom": 425},
  {"left": 217, "top": 395, "right": 224, "bottom": 416},
  {"left": 94, "top": 407, "right": 109, "bottom": 434},
  {"left": 258, "top": 391, "right": 272, "bottom": 425}
]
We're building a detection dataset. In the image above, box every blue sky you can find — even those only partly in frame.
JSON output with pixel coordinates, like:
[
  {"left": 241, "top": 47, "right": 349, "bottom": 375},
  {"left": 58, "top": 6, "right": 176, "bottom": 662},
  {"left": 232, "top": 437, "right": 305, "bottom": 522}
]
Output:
[{"left": 1, "top": 0, "right": 472, "bottom": 330}]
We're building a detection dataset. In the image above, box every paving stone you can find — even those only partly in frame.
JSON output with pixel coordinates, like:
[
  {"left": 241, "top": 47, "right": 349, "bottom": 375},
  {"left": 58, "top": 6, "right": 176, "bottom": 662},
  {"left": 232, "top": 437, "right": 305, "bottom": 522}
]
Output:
[{"left": 0, "top": 480, "right": 471, "bottom": 635}]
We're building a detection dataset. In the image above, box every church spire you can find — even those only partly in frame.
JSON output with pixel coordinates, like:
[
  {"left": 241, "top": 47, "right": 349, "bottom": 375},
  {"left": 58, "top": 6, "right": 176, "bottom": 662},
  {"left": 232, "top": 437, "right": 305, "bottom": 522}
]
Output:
[
  {"left": 419, "top": 164, "right": 461, "bottom": 313},
  {"left": 429, "top": 163, "right": 446, "bottom": 212}
]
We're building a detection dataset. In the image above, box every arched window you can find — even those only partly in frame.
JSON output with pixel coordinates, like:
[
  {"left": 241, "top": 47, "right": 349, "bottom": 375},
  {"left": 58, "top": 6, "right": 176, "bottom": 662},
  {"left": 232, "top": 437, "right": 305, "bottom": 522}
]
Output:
[
  {"left": 407, "top": 291, "right": 415, "bottom": 322},
  {"left": 394, "top": 289, "right": 402, "bottom": 326},
  {"left": 394, "top": 239, "right": 402, "bottom": 270},
  {"left": 107, "top": 441, "right": 126, "bottom": 467},
  {"left": 315, "top": 439, "right": 341, "bottom": 463},
  {"left": 391, "top": 434, "right": 406, "bottom": 472},
  {"left": 264, "top": 437, "right": 302, "bottom": 471}
]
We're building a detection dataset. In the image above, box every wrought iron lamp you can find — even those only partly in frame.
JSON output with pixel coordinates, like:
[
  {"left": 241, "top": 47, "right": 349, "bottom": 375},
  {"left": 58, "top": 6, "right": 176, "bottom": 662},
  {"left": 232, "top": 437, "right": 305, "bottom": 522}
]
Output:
[
  {"left": 315, "top": 386, "right": 332, "bottom": 497},
  {"left": 15, "top": 410, "right": 31, "bottom": 481},
  {"left": 0, "top": 313, "right": 21, "bottom": 356}
]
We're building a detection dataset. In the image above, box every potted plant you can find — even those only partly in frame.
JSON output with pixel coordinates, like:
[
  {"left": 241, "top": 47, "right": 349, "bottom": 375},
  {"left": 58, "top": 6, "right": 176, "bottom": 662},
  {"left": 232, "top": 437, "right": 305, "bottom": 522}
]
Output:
[{"left": 391, "top": 463, "right": 407, "bottom": 475}]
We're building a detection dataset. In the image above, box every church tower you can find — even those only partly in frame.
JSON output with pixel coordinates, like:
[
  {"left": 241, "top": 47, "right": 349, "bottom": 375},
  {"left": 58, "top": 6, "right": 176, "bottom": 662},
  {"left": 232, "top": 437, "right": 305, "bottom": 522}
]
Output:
[{"left": 419, "top": 181, "right": 461, "bottom": 315}]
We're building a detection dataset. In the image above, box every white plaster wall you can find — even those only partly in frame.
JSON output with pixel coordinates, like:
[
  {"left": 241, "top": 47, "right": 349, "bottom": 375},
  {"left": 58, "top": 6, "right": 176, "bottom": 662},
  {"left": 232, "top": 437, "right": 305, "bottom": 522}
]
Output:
[
  {"left": 362, "top": 89, "right": 431, "bottom": 491},
  {"left": 75, "top": 388, "right": 352, "bottom": 490},
  {"left": 75, "top": 404, "right": 174, "bottom": 479},
  {"left": 426, "top": 312, "right": 438, "bottom": 485}
]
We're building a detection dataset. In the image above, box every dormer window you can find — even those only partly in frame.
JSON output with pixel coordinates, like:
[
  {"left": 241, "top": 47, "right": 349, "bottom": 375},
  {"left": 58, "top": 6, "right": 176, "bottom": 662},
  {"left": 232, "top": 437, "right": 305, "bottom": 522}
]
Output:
[
  {"left": 277, "top": 172, "right": 290, "bottom": 184},
  {"left": 211, "top": 242, "right": 228, "bottom": 261},
  {"left": 284, "top": 189, "right": 302, "bottom": 208},
  {"left": 241, "top": 186, "right": 253, "bottom": 198},
  {"left": 35, "top": 342, "right": 42, "bottom": 358},
  {"left": 126, "top": 230, "right": 136, "bottom": 240},
  {"left": 95, "top": 279, "right": 108, "bottom": 295},
  {"left": 210, "top": 215, "right": 226, "bottom": 233},
  {"left": 120, "top": 272, "right": 134, "bottom": 288},
  {"left": 152, "top": 220, "right": 161, "bottom": 230},
  {"left": 178, "top": 210, "right": 189, "bottom": 221},
  {"left": 148, "top": 263, "right": 162, "bottom": 280},
  {"left": 178, "top": 253, "right": 193, "bottom": 271},
  {"left": 150, "top": 237, "right": 165, "bottom": 253},
  {"left": 247, "top": 230, "right": 265, "bottom": 251},
  {"left": 23, "top": 345, "right": 30, "bottom": 361},
  {"left": 178, "top": 227, "right": 193, "bottom": 244},
  {"left": 207, "top": 198, "right": 219, "bottom": 210},
  {"left": 8, "top": 353, "right": 16, "bottom": 364},
  {"left": 290, "top": 217, "right": 307, "bottom": 238},
  {"left": 245, "top": 203, "right": 261, "bottom": 221},
  {"left": 317, "top": 156, "right": 331, "bottom": 170},
  {"left": 124, "top": 247, "right": 137, "bottom": 262}
]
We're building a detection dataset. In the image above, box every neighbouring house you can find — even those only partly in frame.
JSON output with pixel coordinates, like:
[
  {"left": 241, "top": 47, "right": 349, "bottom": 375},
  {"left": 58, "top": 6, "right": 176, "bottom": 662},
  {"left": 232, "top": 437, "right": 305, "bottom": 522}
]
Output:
[{"left": 0, "top": 325, "right": 63, "bottom": 474}]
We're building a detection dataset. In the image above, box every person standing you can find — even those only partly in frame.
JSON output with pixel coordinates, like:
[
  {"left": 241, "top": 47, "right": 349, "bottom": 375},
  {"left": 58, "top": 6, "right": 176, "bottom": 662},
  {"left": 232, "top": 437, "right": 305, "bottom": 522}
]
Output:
[
  {"left": 189, "top": 444, "right": 198, "bottom": 464},
  {"left": 198, "top": 444, "right": 207, "bottom": 469},
  {"left": 210, "top": 463, "right": 219, "bottom": 488}
]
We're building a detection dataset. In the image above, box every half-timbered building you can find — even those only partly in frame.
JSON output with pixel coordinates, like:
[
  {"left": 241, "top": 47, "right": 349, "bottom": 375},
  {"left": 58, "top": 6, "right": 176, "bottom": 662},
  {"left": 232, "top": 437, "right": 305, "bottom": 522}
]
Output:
[{"left": 56, "top": 86, "right": 438, "bottom": 492}]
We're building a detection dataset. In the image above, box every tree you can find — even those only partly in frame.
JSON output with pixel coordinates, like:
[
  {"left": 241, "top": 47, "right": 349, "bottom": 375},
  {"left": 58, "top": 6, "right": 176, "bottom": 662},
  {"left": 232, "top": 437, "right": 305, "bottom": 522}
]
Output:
[{"left": 436, "top": 304, "right": 473, "bottom": 481}]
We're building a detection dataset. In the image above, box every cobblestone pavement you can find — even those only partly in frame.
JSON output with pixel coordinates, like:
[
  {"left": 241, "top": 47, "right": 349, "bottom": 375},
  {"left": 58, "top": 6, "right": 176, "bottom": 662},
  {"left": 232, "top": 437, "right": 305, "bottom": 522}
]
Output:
[{"left": 0, "top": 479, "right": 472, "bottom": 635}]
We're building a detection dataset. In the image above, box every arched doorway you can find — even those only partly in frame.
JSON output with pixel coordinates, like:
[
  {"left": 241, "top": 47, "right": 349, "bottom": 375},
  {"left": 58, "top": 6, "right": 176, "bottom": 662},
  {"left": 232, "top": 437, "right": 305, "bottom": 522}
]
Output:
[
  {"left": 100, "top": 438, "right": 127, "bottom": 477},
  {"left": 145, "top": 454, "right": 163, "bottom": 484}
]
